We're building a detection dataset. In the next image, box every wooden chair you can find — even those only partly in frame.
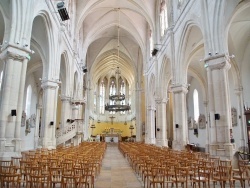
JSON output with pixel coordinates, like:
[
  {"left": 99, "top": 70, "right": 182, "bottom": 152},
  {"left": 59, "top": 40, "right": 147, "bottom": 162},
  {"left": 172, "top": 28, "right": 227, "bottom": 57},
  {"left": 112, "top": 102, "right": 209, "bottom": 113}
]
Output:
[
  {"left": 30, "top": 166, "right": 49, "bottom": 188},
  {"left": 233, "top": 161, "right": 250, "bottom": 188},
  {"left": 50, "top": 167, "right": 63, "bottom": 188},
  {"left": 213, "top": 165, "right": 235, "bottom": 188},
  {"left": 148, "top": 167, "right": 165, "bottom": 188},
  {"left": 0, "top": 166, "right": 21, "bottom": 188},
  {"left": 192, "top": 165, "right": 210, "bottom": 188},
  {"left": 74, "top": 166, "right": 91, "bottom": 188},
  {"left": 171, "top": 166, "right": 189, "bottom": 188}
]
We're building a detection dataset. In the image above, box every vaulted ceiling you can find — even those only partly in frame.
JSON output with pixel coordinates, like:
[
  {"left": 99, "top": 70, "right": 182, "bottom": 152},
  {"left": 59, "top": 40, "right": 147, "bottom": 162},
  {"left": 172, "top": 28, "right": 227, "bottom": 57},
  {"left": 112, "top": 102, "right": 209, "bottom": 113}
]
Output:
[{"left": 76, "top": 0, "right": 156, "bottom": 86}]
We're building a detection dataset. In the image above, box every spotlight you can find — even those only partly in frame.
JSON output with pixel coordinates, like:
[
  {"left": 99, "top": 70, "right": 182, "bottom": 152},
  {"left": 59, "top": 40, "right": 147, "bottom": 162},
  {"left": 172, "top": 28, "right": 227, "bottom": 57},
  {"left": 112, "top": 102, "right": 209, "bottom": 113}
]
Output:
[
  {"left": 23, "top": 44, "right": 28, "bottom": 47},
  {"left": 82, "top": 66, "right": 87, "bottom": 73},
  {"left": 151, "top": 48, "right": 159, "bottom": 56},
  {"left": 57, "top": 2, "right": 70, "bottom": 21},
  {"left": 31, "top": 50, "right": 35, "bottom": 54},
  {"left": 208, "top": 52, "right": 212, "bottom": 56},
  {"left": 16, "top": 41, "right": 20, "bottom": 44}
]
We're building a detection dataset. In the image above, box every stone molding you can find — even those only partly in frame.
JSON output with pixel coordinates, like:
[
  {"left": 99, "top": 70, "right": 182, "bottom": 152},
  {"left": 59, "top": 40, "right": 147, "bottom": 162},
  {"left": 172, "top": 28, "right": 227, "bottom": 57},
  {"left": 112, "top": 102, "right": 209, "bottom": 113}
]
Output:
[
  {"left": 205, "top": 55, "right": 231, "bottom": 70},
  {"left": 0, "top": 46, "right": 30, "bottom": 61},
  {"left": 41, "top": 80, "right": 59, "bottom": 90},
  {"left": 170, "top": 84, "right": 188, "bottom": 94},
  {"left": 60, "top": 96, "right": 71, "bottom": 101}
]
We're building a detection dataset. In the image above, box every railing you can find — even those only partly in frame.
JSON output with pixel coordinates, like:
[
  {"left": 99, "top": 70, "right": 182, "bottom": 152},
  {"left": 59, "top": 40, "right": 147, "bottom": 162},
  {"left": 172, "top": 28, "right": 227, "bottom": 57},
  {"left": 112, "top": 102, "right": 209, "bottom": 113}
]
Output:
[{"left": 56, "top": 123, "right": 76, "bottom": 145}]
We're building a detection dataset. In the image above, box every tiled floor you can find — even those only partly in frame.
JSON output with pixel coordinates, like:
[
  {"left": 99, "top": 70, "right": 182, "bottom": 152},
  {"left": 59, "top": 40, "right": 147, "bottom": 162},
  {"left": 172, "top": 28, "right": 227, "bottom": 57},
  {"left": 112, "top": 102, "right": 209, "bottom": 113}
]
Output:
[
  {"left": 95, "top": 143, "right": 142, "bottom": 188},
  {"left": 95, "top": 143, "right": 244, "bottom": 188}
]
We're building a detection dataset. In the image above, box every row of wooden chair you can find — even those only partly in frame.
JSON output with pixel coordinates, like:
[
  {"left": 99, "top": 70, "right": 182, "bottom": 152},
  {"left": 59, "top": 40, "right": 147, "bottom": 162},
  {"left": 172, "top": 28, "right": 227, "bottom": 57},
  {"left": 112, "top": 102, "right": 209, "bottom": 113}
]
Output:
[
  {"left": 119, "top": 142, "right": 250, "bottom": 188},
  {"left": 0, "top": 142, "right": 107, "bottom": 188}
]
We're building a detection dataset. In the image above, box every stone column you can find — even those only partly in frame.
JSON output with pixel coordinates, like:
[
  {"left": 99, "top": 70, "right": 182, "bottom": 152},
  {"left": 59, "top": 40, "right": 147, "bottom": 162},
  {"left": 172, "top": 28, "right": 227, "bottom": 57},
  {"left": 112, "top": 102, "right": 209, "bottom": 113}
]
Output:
[
  {"left": 60, "top": 96, "right": 71, "bottom": 128},
  {"left": 34, "top": 104, "right": 42, "bottom": 148},
  {"left": 203, "top": 101, "right": 210, "bottom": 152},
  {"left": 72, "top": 104, "right": 79, "bottom": 120},
  {"left": 235, "top": 87, "right": 246, "bottom": 148},
  {"left": 146, "top": 106, "right": 156, "bottom": 144},
  {"left": 171, "top": 84, "right": 188, "bottom": 150},
  {"left": 40, "top": 80, "right": 59, "bottom": 149},
  {"left": 155, "top": 98, "right": 168, "bottom": 147},
  {"left": 0, "top": 49, "right": 29, "bottom": 159},
  {"left": 205, "top": 55, "right": 234, "bottom": 159},
  {"left": 206, "top": 65, "right": 218, "bottom": 154},
  {"left": 135, "top": 84, "right": 142, "bottom": 142}
]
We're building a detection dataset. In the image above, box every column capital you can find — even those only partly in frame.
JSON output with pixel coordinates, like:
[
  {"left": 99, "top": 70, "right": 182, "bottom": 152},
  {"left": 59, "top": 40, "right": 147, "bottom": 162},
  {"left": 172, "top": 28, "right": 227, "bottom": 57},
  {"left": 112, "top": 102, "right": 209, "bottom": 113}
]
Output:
[
  {"left": 204, "top": 54, "right": 231, "bottom": 70},
  {"left": 36, "top": 104, "right": 43, "bottom": 109},
  {"left": 155, "top": 98, "right": 168, "bottom": 104},
  {"left": 41, "top": 80, "right": 59, "bottom": 90},
  {"left": 60, "top": 95, "right": 71, "bottom": 101},
  {"left": 0, "top": 45, "right": 30, "bottom": 61},
  {"left": 203, "top": 100, "right": 208, "bottom": 106},
  {"left": 147, "top": 106, "right": 156, "bottom": 111},
  {"left": 234, "top": 87, "right": 243, "bottom": 95},
  {"left": 72, "top": 104, "right": 79, "bottom": 110},
  {"left": 171, "top": 84, "right": 188, "bottom": 94}
]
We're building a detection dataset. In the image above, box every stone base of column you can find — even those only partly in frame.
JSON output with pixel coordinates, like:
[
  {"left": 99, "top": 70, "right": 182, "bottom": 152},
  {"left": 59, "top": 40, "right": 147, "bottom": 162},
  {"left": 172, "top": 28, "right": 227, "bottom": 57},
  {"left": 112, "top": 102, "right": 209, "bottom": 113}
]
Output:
[
  {"left": 156, "top": 138, "right": 168, "bottom": 147},
  {"left": 172, "top": 140, "right": 186, "bottom": 150},
  {"left": 13, "top": 138, "right": 22, "bottom": 153},
  {"left": 0, "top": 138, "right": 6, "bottom": 152},
  {"left": 205, "top": 144, "right": 210, "bottom": 153},
  {"left": 0, "top": 151, "right": 22, "bottom": 160},
  {"left": 73, "top": 133, "right": 83, "bottom": 146},
  {"left": 34, "top": 136, "right": 40, "bottom": 149},
  {"left": 209, "top": 144, "right": 219, "bottom": 156},
  {"left": 41, "top": 137, "right": 56, "bottom": 149},
  {"left": 209, "top": 143, "right": 235, "bottom": 160}
]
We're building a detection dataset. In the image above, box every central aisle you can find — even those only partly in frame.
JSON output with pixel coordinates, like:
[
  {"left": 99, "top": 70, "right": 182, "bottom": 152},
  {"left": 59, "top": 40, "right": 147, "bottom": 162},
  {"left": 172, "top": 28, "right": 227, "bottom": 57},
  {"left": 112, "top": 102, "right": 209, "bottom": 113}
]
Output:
[{"left": 95, "top": 143, "right": 142, "bottom": 188}]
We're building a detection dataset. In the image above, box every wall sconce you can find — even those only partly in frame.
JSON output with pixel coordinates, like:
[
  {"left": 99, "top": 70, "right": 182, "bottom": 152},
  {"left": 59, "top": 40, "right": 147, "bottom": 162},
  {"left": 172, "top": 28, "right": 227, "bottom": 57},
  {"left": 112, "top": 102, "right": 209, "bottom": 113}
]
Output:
[
  {"left": 57, "top": 2, "right": 70, "bottom": 21},
  {"left": 50, "top": 121, "right": 54, "bottom": 126},
  {"left": 175, "top": 124, "right": 179, "bottom": 128},
  {"left": 215, "top": 113, "right": 220, "bottom": 120},
  {"left": 82, "top": 66, "right": 87, "bottom": 73},
  {"left": 11, "top": 109, "right": 16, "bottom": 116},
  {"left": 194, "top": 128, "right": 198, "bottom": 135},
  {"left": 151, "top": 48, "right": 159, "bottom": 56},
  {"left": 157, "top": 128, "right": 160, "bottom": 131}
]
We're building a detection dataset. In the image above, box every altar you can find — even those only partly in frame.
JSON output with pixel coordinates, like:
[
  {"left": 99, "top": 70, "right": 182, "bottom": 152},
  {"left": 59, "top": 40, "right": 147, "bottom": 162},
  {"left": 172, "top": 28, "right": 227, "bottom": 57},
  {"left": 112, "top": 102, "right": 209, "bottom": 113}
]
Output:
[
  {"left": 102, "top": 128, "right": 122, "bottom": 142},
  {"left": 103, "top": 134, "right": 121, "bottom": 143}
]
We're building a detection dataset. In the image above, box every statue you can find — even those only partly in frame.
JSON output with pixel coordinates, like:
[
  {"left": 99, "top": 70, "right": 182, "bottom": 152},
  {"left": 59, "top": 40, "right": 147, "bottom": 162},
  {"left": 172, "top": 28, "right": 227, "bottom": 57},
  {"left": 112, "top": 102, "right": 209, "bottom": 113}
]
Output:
[
  {"left": 25, "top": 118, "right": 31, "bottom": 134},
  {"left": 198, "top": 114, "right": 206, "bottom": 129},
  {"left": 188, "top": 117, "right": 194, "bottom": 130},
  {"left": 231, "top": 107, "right": 237, "bottom": 127},
  {"left": 30, "top": 114, "right": 36, "bottom": 128},
  {"left": 21, "top": 111, "right": 26, "bottom": 127}
]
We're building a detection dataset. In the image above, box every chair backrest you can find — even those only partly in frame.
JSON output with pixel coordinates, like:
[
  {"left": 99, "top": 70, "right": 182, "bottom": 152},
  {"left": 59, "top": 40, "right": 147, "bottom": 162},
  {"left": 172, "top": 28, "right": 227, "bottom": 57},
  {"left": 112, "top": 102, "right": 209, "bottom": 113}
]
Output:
[
  {"left": 151, "top": 167, "right": 165, "bottom": 182},
  {"left": 220, "top": 159, "right": 231, "bottom": 166},
  {"left": 217, "top": 165, "right": 232, "bottom": 179},
  {"left": 174, "top": 166, "right": 189, "bottom": 180}
]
